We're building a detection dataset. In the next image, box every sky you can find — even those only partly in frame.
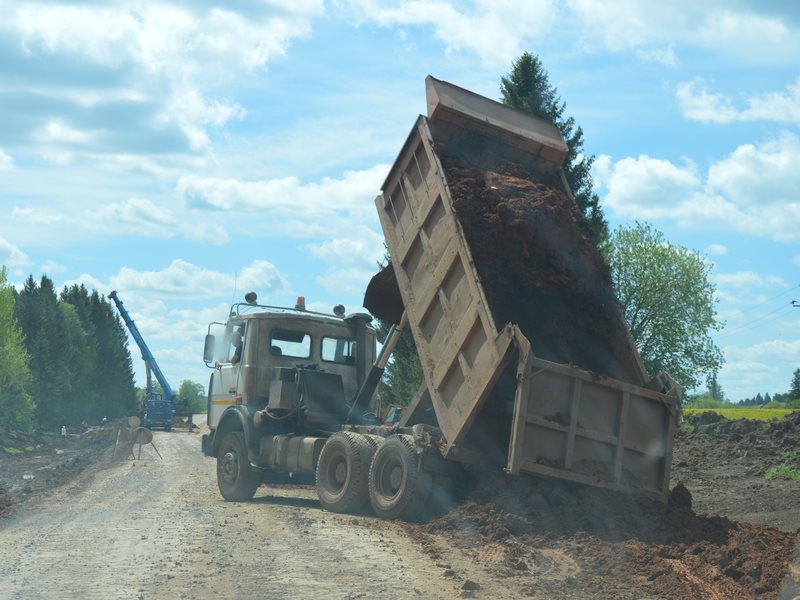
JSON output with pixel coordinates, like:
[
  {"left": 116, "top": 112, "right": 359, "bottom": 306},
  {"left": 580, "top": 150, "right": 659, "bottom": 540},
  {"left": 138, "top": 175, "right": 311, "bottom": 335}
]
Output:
[{"left": 1, "top": 0, "right": 798, "bottom": 402}]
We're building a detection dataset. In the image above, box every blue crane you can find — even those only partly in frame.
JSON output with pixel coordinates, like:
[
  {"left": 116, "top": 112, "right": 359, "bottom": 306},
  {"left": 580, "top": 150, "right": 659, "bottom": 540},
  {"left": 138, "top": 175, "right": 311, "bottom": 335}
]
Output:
[{"left": 108, "top": 291, "right": 178, "bottom": 430}]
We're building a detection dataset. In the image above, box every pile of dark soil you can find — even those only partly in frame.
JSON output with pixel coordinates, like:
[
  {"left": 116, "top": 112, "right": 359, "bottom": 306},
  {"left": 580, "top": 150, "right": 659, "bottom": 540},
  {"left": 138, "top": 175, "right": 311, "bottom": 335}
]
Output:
[
  {"left": 0, "top": 425, "right": 115, "bottom": 516},
  {"left": 441, "top": 149, "right": 644, "bottom": 385},
  {"left": 427, "top": 471, "right": 799, "bottom": 599},
  {"left": 671, "top": 411, "right": 800, "bottom": 534},
  {"left": 681, "top": 411, "right": 800, "bottom": 463}
]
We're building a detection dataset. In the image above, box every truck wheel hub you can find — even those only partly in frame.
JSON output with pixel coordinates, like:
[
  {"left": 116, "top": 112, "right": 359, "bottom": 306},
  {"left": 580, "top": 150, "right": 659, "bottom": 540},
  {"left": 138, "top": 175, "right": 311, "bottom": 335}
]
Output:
[
  {"left": 222, "top": 451, "right": 238, "bottom": 482},
  {"left": 334, "top": 462, "right": 347, "bottom": 484},
  {"left": 389, "top": 465, "right": 402, "bottom": 490}
]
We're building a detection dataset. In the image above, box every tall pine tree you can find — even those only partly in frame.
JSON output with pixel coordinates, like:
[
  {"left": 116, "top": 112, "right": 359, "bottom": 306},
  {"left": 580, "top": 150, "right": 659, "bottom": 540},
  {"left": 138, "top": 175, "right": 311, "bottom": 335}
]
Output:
[
  {"left": 500, "top": 52, "right": 607, "bottom": 242},
  {"left": 14, "top": 275, "right": 72, "bottom": 429},
  {"left": 87, "top": 290, "right": 137, "bottom": 418}
]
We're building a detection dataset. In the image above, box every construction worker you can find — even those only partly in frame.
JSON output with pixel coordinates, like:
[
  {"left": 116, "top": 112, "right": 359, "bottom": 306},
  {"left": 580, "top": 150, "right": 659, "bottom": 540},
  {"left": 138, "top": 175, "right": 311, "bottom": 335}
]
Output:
[{"left": 230, "top": 331, "right": 243, "bottom": 364}]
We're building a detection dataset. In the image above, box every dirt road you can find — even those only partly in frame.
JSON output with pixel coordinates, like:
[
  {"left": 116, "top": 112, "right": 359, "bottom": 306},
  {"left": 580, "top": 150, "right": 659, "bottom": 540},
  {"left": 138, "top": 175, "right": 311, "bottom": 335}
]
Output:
[{"left": 0, "top": 425, "right": 529, "bottom": 600}]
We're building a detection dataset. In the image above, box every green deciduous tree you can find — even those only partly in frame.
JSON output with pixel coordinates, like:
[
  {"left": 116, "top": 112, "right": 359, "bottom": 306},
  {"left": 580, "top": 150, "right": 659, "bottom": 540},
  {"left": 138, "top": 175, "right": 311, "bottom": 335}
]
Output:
[
  {"left": 178, "top": 380, "right": 207, "bottom": 414},
  {"left": 376, "top": 321, "right": 423, "bottom": 408},
  {"left": 602, "top": 222, "right": 724, "bottom": 392},
  {"left": 0, "top": 267, "right": 35, "bottom": 429},
  {"left": 500, "top": 52, "right": 607, "bottom": 242}
]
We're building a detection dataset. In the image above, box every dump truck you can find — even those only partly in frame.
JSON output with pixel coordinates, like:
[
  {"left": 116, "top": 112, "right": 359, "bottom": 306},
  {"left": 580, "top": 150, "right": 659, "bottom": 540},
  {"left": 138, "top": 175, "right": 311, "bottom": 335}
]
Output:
[{"left": 200, "top": 76, "right": 682, "bottom": 520}]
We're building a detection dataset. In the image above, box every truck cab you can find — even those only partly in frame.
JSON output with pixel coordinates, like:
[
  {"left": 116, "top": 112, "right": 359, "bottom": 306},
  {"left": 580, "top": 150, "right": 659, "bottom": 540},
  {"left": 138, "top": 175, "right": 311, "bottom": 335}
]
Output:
[
  {"left": 143, "top": 393, "right": 173, "bottom": 431},
  {"left": 201, "top": 295, "right": 378, "bottom": 499}
]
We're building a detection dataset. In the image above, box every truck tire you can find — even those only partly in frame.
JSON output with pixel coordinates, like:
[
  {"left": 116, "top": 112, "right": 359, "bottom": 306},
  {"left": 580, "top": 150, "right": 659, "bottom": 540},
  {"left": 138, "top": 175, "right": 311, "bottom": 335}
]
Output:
[
  {"left": 316, "top": 432, "right": 375, "bottom": 514},
  {"left": 368, "top": 434, "right": 431, "bottom": 521},
  {"left": 217, "top": 431, "right": 260, "bottom": 501}
]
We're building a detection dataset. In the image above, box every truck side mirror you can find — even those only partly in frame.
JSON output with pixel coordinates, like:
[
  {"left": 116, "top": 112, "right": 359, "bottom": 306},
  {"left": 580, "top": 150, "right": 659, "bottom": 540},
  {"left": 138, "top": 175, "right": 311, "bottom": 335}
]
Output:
[{"left": 203, "top": 334, "right": 216, "bottom": 363}]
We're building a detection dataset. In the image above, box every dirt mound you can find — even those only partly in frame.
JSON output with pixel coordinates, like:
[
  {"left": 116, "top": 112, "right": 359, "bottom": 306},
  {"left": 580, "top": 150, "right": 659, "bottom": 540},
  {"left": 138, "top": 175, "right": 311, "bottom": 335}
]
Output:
[
  {"left": 672, "top": 411, "right": 800, "bottom": 536},
  {"left": 427, "top": 471, "right": 798, "bottom": 599},
  {"left": 677, "top": 411, "right": 800, "bottom": 479},
  {"left": 441, "top": 149, "right": 644, "bottom": 385},
  {"left": 0, "top": 425, "right": 116, "bottom": 515}
]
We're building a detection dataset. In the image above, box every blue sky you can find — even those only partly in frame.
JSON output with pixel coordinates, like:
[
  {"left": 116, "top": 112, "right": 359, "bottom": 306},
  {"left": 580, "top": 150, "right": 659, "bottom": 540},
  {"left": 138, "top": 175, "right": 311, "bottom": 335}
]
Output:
[{"left": 1, "top": 0, "right": 798, "bottom": 401}]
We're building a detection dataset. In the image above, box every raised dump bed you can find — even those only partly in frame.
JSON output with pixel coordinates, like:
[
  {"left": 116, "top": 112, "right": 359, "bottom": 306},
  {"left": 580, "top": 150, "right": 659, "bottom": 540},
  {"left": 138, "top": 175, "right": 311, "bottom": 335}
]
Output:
[{"left": 376, "top": 76, "right": 681, "bottom": 500}]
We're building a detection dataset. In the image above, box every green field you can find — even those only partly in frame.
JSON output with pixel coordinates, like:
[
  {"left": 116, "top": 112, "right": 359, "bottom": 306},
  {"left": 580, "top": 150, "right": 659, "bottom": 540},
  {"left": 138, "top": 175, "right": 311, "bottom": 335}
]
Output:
[{"left": 683, "top": 407, "right": 795, "bottom": 421}]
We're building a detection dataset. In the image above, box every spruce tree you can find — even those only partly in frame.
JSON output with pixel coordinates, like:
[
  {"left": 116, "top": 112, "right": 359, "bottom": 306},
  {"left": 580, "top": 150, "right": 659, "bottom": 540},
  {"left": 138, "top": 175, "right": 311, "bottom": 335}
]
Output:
[
  {"left": 790, "top": 368, "right": 800, "bottom": 400},
  {"left": 15, "top": 275, "right": 71, "bottom": 429},
  {"left": 87, "top": 290, "right": 137, "bottom": 418},
  {"left": 500, "top": 52, "right": 608, "bottom": 242}
]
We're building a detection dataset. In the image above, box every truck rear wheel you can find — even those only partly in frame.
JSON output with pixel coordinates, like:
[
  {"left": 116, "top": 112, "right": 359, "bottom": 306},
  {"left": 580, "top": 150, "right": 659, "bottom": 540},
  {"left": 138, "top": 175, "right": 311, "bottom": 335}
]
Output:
[
  {"left": 217, "top": 431, "right": 259, "bottom": 501},
  {"left": 316, "top": 432, "right": 375, "bottom": 514},
  {"left": 368, "top": 434, "right": 431, "bottom": 521}
]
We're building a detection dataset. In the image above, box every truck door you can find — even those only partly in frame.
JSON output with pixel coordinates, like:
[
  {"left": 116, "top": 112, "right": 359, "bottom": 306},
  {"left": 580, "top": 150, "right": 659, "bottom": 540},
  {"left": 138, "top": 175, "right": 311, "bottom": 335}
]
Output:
[{"left": 208, "top": 324, "right": 246, "bottom": 429}]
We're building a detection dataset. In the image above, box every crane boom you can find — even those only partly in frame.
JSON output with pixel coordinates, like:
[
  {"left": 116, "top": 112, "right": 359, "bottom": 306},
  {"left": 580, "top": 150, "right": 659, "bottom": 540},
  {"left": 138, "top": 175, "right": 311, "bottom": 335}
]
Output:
[{"left": 108, "top": 290, "right": 174, "bottom": 402}]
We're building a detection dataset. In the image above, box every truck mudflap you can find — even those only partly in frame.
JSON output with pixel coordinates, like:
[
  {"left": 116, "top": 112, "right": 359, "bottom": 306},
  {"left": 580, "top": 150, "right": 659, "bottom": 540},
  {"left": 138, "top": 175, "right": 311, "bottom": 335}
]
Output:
[{"left": 201, "top": 433, "right": 213, "bottom": 457}]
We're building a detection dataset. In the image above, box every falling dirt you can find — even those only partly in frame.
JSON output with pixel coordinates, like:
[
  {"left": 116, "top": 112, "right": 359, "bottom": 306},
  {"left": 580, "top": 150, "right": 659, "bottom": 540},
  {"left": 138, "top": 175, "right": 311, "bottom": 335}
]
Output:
[{"left": 441, "top": 148, "right": 644, "bottom": 386}]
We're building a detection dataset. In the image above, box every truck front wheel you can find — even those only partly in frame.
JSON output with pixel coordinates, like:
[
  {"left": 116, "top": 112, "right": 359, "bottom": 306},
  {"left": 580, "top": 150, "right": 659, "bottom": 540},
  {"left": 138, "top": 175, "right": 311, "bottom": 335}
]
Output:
[{"left": 217, "top": 431, "right": 259, "bottom": 501}]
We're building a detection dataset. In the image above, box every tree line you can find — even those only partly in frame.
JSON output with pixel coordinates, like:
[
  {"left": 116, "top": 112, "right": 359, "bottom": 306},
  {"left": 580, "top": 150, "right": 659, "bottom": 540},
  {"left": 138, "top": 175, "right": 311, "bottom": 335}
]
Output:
[
  {"left": 0, "top": 268, "right": 138, "bottom": 431},
  {"left": 735, "top": 369, "right": 800, "bottom": 408}
]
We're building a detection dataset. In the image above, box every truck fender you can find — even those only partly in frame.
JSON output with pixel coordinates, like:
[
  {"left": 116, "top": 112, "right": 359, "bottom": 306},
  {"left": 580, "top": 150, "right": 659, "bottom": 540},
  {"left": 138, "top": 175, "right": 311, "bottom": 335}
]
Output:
[{"left": 211, "top": 406, "right": 253, "bottom": 459}]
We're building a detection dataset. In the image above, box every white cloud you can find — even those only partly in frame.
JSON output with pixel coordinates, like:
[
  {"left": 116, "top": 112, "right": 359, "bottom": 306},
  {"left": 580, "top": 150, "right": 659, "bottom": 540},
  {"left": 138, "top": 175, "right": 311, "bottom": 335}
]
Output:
[
  {"left": 677, "top": 77, "right": 800, "bottom": 124},
  {"left": 0, "top": 149, "right": 14, "bottom": 171},
  {"left": 714, "top": 271, "right": 788, "bottom": 290},
  {"left": 717, "top": 358, "right": 781, "bottom": 400},
  {"left": 39, "top": 260, "right": 67, "bottom": 275},
  {"left": 307, "top": 229, "right": 385, "bottom": 266},
  {"left": 105, "top": 259, "right": 289, "bottom": 299},
  {"left": 793, "top": 255, "right": 800, "bottom": 266},
  {"left": 706, "top": 133, "right": 800, "bottom": 206},
  {"left": 634, "top": 46, "right": 677, "bottom": 68},
  {"left": 602, "top": 155, "right": 700, "bottom": 219},
  {"left": 0, "top": 236, "right": 31, "bottom": 269},
  {"left": 567, "top": 1, "right": 800, "bottom": 64},
  {"left": 99, "top": 198, "right": 176, "bottom": 238},
  {"left": 316, "top": 266, "right": 378, "bottom": 296},
  {"left": 705, "top": 243, "right": 728, "bottom": 256},
  {"left": 342, "top": 0, "right": 557, "bottom": 66},
  {"left": 178, "top": 164, "right": 387, "bottom": 223},
  {"left": 4, "top": 2, "right": 323, "bottom": 161},
  {"left": 725, "top": 339, "right": 800, "bottom": 364},
  {"left": 600, "top": 133, "right": 800, "bottom": 241}
]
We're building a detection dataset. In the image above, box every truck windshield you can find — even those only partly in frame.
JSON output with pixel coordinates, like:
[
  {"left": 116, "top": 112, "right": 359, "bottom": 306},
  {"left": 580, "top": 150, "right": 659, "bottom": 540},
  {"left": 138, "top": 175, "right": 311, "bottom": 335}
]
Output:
[
  {"left": 270, "top": 329, "right": 311, "bottom": 358},
  {"left": 321, "top": 337, "right": 357, "bottom": 364}
]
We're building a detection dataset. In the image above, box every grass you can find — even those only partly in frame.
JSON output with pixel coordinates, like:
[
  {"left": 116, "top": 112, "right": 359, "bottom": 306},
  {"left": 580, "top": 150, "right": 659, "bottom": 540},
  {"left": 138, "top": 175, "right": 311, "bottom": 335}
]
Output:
[
  {"left": 3, "top": 447, "right": 22, "bottom": 455},
  {"left": 764, "top": 464, "right": 800, "bottom": 481},
  {"left": 784, "top": 449, "right": 800, "bottom": 461},
  {"left": 683, "top": 407, "right": 794, "bottom": 421}
]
